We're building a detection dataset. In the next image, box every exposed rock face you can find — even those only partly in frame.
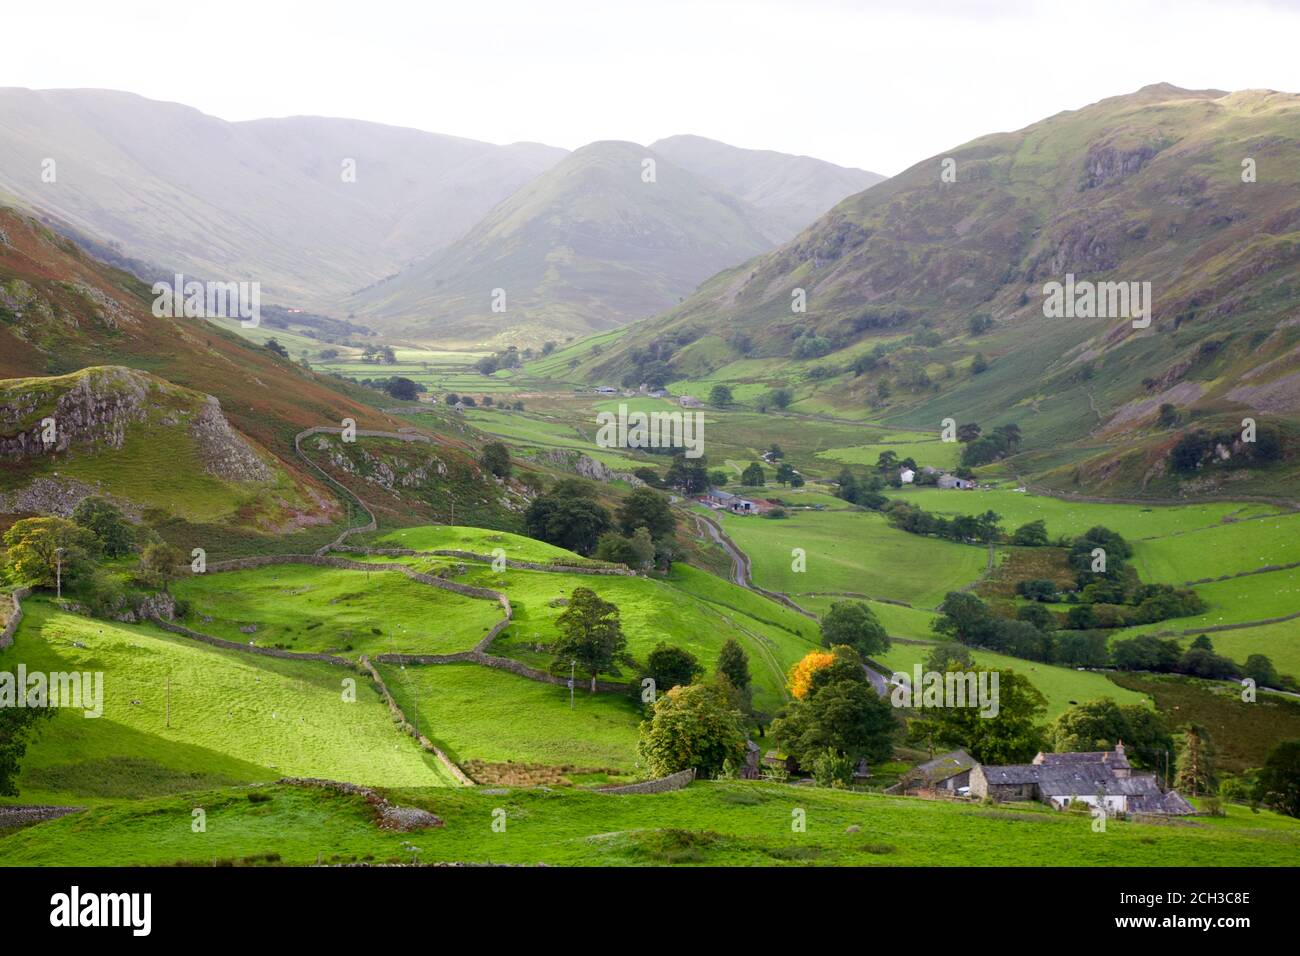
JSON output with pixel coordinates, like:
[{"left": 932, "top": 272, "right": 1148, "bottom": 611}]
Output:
[
  {"left": 0, "top": 476, "right": 117, "bottom": 517},
  {"left": 539, "top": 448, "right": 645, "bottom": 487},
  {"left": 0, "top": 366, "right": 271, "bottom": 482},
  {"left": 189, "top": 395, "right": 272, "bottom": 481}
]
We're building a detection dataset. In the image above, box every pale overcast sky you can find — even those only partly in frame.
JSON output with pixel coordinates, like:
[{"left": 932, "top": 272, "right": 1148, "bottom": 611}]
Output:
[{"left": 4, "top": 0, "right": 1299, "bottom": 175}]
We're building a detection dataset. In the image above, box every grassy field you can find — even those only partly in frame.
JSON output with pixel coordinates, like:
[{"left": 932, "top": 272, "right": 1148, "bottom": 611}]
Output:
[
  {"left": 0, "top": 601, "right": 454, "bottom": 805},
  {"left": 362, "top": 524, "right": 601, "bottom": 564},
  {"left": 718, "top": 508, "right": 994, "bottom": 609},
  {"left": 1110, "top": 566, "right": 1300, "bottom": 636},
  {"left": 1131, "top": 512, "right": 1300, "bottom": 583},
  {"left": 355, "top": 555, "right": 818, "bottom": 712},
  {"left": 816, "top": 432, "right": 961, "bottom": 471},
  {"left": 170, "top": 564, "right": 502, "bottom": 658},
  {"left": 876, "top": 640, "right": 1149, "bottom": 719},
  {"left": 378, "top": 662, "right": 643, "bottom": 773},
  {"left": 3, "top": 778, "right": 1296, "bottom": 867},
  {"left": 888, "top": 487, "right": 1281, "bottom": 542}
]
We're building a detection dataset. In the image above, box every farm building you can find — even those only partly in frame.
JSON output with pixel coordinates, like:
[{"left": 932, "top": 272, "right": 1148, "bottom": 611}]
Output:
[
  {"left": 703, "top": 488, "right": 768, "bottom": 514},
  {"left": 900, "top": 467, "right": 916, "bottom": 484},
  {"left": 937, "top": 474, "right": 975, "bottom": 489},
  {"left": 969, "top": 744, "right": 1194, "bottom": 815},
  {"left": 894, "top": 749, "right": 977, "bottom": 794},
  {"left": 678, "top": 395, "right": 703, "bottom": 408}
]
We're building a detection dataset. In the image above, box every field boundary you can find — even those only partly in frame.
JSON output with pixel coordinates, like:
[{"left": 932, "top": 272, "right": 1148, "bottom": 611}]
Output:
[
  {"left": 359, "top": 657, "right": 476, "bottom": 786},
  {"left": 0, "top": 586, "right": 31, "bottom": 650}
]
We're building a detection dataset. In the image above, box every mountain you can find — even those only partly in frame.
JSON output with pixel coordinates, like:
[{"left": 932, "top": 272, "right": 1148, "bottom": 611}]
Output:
[
  {"left": 0, "top": 204, "right": 517, "bottom": 546},
  {"left": 649, "top": 134, "right": 884, "bottom": 240},
  {"left": 0, "top": 88, "right": 567, "bottom": 309},
  {"left": 350, "top": 141, "right": 781, "bottom": 347},
  {"left": 581, "top": 85, "right": 1300, "bottom": 496}
]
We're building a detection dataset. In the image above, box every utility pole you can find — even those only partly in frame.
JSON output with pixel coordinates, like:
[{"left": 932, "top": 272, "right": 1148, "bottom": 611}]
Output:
[
  {"left": 569, "top": 660, "right": 575, "bottom": 709},
  {"left": 54, "top": 546, "right": 65, "bottom": 599},
  {"left": 165, "top": 673, "right": 171, "bottom": 729}
]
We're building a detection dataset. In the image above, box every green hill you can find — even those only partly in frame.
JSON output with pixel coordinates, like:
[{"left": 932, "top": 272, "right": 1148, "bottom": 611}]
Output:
[
  {"left": 578, "top": 85, "right": 1300, "bottom": 497},
  {"left": 350, "top": 141, "right": 781, "bottom": 348}
]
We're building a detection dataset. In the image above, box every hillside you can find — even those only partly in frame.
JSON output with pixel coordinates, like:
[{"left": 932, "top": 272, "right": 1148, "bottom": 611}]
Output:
[
  {"left": 0, "top": 204, "right": 519, "bottom": 547},
  {"left": 349, "top": 141, "right": 781, "bottom": 347},
  {"left": 0, "top": 88, "right": 566, "bottom": 308},
  {"left": 650, "top": 134, "right": 885, "bottom": 240},
  {"left": 578, "top": 85, "right": 1300, "bottom": 496}
]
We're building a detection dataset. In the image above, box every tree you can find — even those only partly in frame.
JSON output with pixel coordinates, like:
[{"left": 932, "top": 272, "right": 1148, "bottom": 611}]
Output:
[
  {"left": 479, "top": 442, "right": 512, "bottom": 478},
  {"left": 1255, "top": 739, "right": 1300, "bottom": 818},
  {"left": 523, "top": 486, "right": 612, "bottom": 556},
  {"left": 664, "top": 454, "right": 710, "bottom": 495},
  {"left": 923, "top": 643, "right": 974, "bottom": 674},
  {"left": 716, "top": 638, "right": 751, "bottom": 692},
  {"left": 553, "top": 588, "right": 628, "bottom": 692},
  {"left": 772, "top": 662, "right": 896, "bottom": 766},
  {"left": 775, "top": 462, "right": 797, "bottom": 485},
  {"left": 1011, "top": 520, "right": 1049, "bottom": 547},
  {"left": 594, "top": 528, "right": 655, "bottom": 570},
  {"left": 1175, "top": 724, "right": 1214, "bottom": 797},
  {"left": 708, "top": 384, "right": 733, "bottom": 407},
  {"left": 968, "top": 313, "right": 994, "bottom": 335},
  {"left": 2, "top": 517, "right": 96, "bottom": 589},
  {"left": 820, "top": 601, "right": 889, "bottom": 658},
  {"left": 139, "top": 541, "right": 185, "bottom": 591},
  {"left": 1157, "top": 403, "right": 1180, "bottom": 428},
  {"left": 264, "top": 337, "right": 289, "bottom": 359},
  {"left": 957, "top": 422, "right": 982, "bottom": 444},
  {"left": 1244, "top": 654, "right": 1279, "bottom": 688},
  {"left": 1049, "top": 699, "right": 1172, "bottom": 771},
  {"left": 616, "top": 487, "right": 676, "bottom": 541},
  {"left": 384, "top": 377, "right": 419, "bottom": 401},
  {"left": 637, "top": 681, "right": 747, "bottom": 777},
  {"left": 71, "top": 497, "right": 135, "bottom": 558},
  {"left": 924, "top": 669, "right": 1048, "bottom": 764},
  {"left": 0, "top": 706, "right": 53, "bottom": 796},
  {"left": 971, "top": 353, "right": 989, "bottom": 374},
  {"left": 766, "top": 387, "right": 793, "bottom": 410},
  {"left": 788, "top": 651, "right": 836, "bottom": 700},
  {"left": 645, "top": 643, "right": 703, "bottom": 694},
  {"left": 741, "top": 462, "right": 765, "bottom": 487}
]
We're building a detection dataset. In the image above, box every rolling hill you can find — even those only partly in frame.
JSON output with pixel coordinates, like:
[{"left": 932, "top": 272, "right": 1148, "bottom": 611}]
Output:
[
  {"left": 349, "top": 141, "right": 782, "bottom": 347},
  {"left": 0, "top": 88, "right": 567, "bottom": 308},
  {"left": 0, "top": 203, "right": 518, "bottom": 548},
  {"left": 578, "top": 84, "right": 1300, "bottom": 497}
]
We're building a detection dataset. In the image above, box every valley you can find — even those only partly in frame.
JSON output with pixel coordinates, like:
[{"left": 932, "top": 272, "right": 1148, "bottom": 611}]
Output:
[{"left": 2, "top": 76, "right": 1299, "bottom": 878}]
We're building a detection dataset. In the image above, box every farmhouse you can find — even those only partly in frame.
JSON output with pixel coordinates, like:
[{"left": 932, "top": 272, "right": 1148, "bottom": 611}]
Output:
[
  {"left": 900, "top": 467, "right": 916, "bottom": 484},
  {"left": 969, "top": 744, "right": 1194, "bottom": 815},
  {"left": 594, "top": 385, "right": 618, "bottom": 394}
]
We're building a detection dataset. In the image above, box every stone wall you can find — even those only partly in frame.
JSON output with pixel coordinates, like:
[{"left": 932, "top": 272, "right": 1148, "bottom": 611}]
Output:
[
  {"left": 598, "top": 768, "right": 696, "bottom": 795},
  {"left": 150, "top": 616, "right": 354, "bottom": 666},
  {"left": 358, "top": 657, "right": 475, "bottom": 786},
  {"left": 0, "top": 586, "right": 32, "bottom": 649},
  {"left": 330, "top": 545, "right": 635, "bottom": 576}
]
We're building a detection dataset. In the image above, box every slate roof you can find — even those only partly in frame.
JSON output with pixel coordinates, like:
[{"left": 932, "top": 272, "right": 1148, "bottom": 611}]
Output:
[
  {"left": 1034, "top": 749, "right": 1131, "bottom": 771},
  {"left": 912, "top": 749, "right": 977, "bottom": 785},
  {"left": 982, "top": 763, "right": 1161, "bottom": 797}
]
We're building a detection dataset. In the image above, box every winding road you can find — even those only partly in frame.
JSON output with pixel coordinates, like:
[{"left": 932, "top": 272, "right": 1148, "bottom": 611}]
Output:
[{"left": 692, "top": 510, "right": 892, "bottom": 697}]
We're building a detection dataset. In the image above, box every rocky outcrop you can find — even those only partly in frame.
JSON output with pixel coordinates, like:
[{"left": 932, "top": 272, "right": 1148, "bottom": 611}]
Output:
[
  {"left": 0, "top": 366, "right": 272, "bottom": 482},
  {"left": 539, "top": 448, "right": 644, "bottom": 487},
  {"left": 189, "top": 396, "right": 272, "bottom": 481},
  {"left": 278, "top": 778, "right": 444, "bottom": 829}
]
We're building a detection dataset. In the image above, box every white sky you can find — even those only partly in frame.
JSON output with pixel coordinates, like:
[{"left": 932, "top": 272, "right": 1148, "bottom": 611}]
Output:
[{"left": 4, "top": 0, "right": 1299, "bottom": 175}]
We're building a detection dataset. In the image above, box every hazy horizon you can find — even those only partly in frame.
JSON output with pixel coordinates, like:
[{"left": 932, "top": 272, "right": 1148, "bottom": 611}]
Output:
[{"left": 6, "top": 0, "right": 1300, "bottom": 176}]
